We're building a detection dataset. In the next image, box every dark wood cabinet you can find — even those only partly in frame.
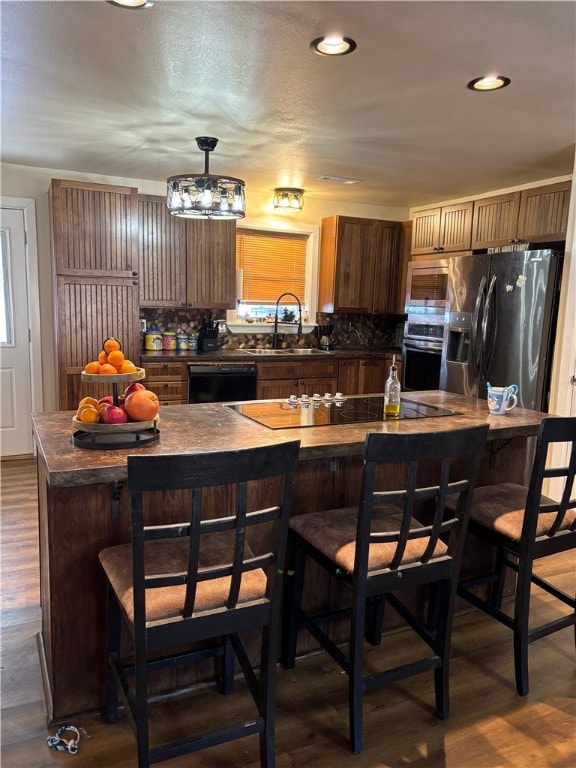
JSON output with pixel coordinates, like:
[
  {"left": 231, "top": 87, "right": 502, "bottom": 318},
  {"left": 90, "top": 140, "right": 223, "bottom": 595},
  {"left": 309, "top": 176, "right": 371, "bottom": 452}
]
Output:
[
  {"left": 51, "top": 179, "right": 139, "bottom": 276},
  {"left": 56, "top": 275, "right": 140, "bottom": 409},
  {"left": 51, "top": 179, "right": 141, "bottom": 410},
  {"left": 472, "top": 182, "right": 571, "bottom": 248},
  {"left": 138, "top": 195, "right": 187, "bottom": 307},
  {"left": 337, "top": 357, "right": 402, "bottom": 395},
  {"left": 143, "top": 361, "right": 188, "bottom": 405},
  {"left": 318, "top": 216, "right": 402, "bottom": 314},
  {"left": 516, "top": 182, "right": 571, "bottom": 243},
  {"left": 138, "top": 195, "right": 236, "bottom": 309},
  {"left": 411, "top": 202, "right": 473, "bottom": 255},
  {"left": 257, "top": 359, "right": 338, "bottom": 400}
]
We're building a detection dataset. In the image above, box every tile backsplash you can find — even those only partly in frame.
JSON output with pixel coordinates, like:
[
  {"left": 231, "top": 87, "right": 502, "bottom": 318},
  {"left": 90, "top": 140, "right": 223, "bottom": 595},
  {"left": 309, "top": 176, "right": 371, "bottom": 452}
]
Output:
[{"left": 140, "top": 308, "right": 405, "bottom": 351}]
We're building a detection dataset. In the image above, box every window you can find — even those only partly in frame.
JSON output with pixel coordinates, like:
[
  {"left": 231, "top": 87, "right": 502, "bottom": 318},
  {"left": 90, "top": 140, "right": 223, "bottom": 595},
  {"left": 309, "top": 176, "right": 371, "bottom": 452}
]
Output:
[
  {"left": 0, "top": 230, "right": 14, "bottom": 345},
  {"left": 236, "top": 229, "right": 307, "bottom": 304}
]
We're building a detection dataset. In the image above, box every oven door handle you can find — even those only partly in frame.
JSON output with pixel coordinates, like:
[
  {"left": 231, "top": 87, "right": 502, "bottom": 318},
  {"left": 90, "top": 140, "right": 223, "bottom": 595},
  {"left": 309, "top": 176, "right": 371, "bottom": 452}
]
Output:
[{"left": 403, "top": 340, "right": 443, "bottom": 353}]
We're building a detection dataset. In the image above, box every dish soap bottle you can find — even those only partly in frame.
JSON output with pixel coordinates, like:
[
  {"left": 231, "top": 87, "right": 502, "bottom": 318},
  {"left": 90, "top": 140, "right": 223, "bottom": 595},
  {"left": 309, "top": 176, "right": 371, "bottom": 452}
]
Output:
[{"left": 385, "top": 355, "right": 401, "bottom": 419}]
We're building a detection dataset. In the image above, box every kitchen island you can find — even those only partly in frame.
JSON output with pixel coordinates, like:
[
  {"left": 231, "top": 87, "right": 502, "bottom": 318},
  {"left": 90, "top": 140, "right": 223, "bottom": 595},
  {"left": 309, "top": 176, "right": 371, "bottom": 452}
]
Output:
[{"left": 33, "top": 391, "right": 547, "bottom": 722}]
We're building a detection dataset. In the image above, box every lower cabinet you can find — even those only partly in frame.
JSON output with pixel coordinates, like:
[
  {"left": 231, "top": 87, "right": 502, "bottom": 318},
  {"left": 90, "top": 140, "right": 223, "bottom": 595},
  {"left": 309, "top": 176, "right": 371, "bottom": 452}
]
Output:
[
  {"left": 143, "top": 362, "right": 188, "bottom": 405},
  {"left": 337, "top": 357, "right": 403, "bottom": 395},
  {"left": 257, "top": 360, "right": 338, "bottom": 399}
]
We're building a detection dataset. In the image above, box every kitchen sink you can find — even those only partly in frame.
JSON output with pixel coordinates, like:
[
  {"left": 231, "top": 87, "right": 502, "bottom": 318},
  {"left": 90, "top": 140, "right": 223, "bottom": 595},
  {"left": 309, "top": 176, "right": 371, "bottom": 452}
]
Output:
[
  {"left": 282, "top": 349, "right": 332, "bottom": 355},
  {"left": 244, "top": 348, "right": 332, "bottom": 356}
]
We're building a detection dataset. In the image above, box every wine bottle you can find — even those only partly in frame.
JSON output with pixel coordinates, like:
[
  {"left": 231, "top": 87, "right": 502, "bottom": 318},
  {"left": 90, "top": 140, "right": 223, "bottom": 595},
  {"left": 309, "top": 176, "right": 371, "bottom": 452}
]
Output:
[{"left": 385, "top": 355, "right": 401, "bottom": 418}]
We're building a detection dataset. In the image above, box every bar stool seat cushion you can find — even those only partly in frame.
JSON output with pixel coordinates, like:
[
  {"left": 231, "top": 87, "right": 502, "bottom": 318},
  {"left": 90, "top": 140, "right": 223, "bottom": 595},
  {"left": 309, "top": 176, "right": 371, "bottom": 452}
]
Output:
[
  {"left": 99, "top": 535, "right": 267, "bottom": 624},
  {"left": 289, "top": 504, "right": 448, "bottom": 574},
  {"left": 466, "top": 483, "right": 576, "bottom": 541}
]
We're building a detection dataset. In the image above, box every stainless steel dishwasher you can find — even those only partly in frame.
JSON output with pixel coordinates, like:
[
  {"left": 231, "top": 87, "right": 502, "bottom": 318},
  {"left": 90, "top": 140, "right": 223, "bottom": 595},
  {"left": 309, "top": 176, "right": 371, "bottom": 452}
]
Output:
[{"left": 188, "top": 363, "right": 258, "bottom": 403}]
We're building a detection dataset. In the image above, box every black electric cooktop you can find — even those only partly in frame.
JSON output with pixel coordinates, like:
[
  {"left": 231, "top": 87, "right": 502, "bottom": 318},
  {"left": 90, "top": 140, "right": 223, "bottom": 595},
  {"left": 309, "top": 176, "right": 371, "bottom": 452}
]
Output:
[{"left": 227, "top": 396, "right": 462, "bottom": 430}]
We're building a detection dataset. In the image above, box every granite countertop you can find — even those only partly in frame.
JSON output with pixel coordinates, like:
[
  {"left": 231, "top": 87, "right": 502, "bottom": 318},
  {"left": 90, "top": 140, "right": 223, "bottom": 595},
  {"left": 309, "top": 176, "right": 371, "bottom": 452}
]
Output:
[
  {"left": 140, "top": 347, "right": 402, "bottom": 363},
  {"left": 33, "top": 391, "right": 547, "bottom": 488}
]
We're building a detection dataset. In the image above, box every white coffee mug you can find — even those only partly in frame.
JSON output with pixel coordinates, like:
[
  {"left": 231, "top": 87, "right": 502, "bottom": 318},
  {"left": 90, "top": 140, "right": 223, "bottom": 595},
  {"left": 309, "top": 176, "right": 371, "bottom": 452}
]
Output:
[{"left": 487, "top": 384, "right": 519, "bottom": 415}]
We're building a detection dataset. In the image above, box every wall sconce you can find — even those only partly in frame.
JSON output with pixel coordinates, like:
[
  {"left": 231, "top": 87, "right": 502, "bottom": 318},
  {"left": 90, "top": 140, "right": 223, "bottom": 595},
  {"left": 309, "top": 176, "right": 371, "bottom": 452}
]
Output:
[{"left": 273, "top": 188, "right": 304, "bottom": 211}]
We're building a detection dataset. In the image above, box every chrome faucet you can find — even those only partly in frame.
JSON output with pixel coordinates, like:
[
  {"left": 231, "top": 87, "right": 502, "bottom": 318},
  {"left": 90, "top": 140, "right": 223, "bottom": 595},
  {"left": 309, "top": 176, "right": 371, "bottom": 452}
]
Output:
[{"left": 272, "top": 292, "right": 302, "bottom": 349}]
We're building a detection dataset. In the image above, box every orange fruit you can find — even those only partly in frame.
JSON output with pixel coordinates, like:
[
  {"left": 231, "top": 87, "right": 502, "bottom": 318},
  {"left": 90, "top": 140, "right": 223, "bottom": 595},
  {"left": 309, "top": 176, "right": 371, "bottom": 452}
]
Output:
[
  {"left": 79, "top": 396, "right": 100, "bottom": 409},
  {"left": 107, "top": 350, "right": 125, "bottom": 369},
  {"left": 99, "top": 363, "right": 118, "bottom": 375},
  {"left": 84, "top": 361, "right": 101, "bottom": 374},
  {"left": 124, "top": 390, "right": 159, "bottom": 422},
  {"left": 98, "top": 350, "right": 108, "bottom": 365},
  {"left": 103, "top": 337, "right": 121, "bottom": 353},
  {"left": 119, "top": 360, "right": 138, "bottom": 374},
  {"left": 78, "top": 405, "right": 100, "bottom": 424}
]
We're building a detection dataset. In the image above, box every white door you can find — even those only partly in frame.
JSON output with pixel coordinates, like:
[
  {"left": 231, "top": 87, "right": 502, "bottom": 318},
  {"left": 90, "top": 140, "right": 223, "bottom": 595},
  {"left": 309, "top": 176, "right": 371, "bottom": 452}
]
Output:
[{"left": 1, "top": 208, "right": 33, "bottom": 456}]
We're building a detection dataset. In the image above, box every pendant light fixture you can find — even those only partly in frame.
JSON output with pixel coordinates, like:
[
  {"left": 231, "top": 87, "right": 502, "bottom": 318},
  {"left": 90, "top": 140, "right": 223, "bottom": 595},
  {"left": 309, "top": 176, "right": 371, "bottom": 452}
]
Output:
[
  {"left": 273, "top": 188, "right": 304, "bottom": 211},
  {"left": 167, "top": 137, "right": 246, "bottom": 219}
]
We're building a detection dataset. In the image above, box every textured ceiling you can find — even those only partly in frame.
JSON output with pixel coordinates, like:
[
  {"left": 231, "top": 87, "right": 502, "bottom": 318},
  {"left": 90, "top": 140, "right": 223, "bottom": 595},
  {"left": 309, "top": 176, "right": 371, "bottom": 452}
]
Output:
[{"left": 1, "top": 0, "right": 575, "bottom": 208}]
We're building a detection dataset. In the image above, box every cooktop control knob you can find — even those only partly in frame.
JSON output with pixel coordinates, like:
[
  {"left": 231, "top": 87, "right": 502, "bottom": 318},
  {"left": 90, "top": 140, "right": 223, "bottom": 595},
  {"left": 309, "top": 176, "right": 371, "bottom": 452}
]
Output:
[{"left": 288, "top": 394, "right": 298, "bottom": 402}]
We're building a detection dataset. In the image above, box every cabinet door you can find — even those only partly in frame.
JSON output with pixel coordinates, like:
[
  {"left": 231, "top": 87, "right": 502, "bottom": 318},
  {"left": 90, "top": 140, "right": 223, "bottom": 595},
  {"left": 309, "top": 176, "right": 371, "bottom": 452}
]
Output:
[
  {"left": 372, "top": 222, "right": 401, "bottom": 314},
  {"left": 517, "top": 182, "right": 571, "bottom": 243},
  {"left": 51, "top": 179, "right": 138, "bottom": 276},
  {"left": 438, "top": 202, "right": 473, "bottom": 253},
  {"left": 56, "top": 275, "right": 140, "bottom": 410},
  {"left": 138, "top": 195, "right": 187, "bottom": 307},
  {"left": 358, "top": 358, "right": 386, "bottom": 394},
  {"left": 186, "top": 219, "right": 236, "bottom": 308},
  {"left": 256, "top": 379, "right": 298, "bottom": 400},
  {"left": 299, "top": 377, "right": 338, "bottom": 397},
  {"left": 331, "top": 218, "right": 377, "bottom": 313},
  {"left": 411, "top": 208, "right": 441, "bottom": 255},
  {"left": 471, "top": 193, "right": 520, "bottom": 249},
  {"left": 337, "top": 359, "right": 359, "bottom": 395}
]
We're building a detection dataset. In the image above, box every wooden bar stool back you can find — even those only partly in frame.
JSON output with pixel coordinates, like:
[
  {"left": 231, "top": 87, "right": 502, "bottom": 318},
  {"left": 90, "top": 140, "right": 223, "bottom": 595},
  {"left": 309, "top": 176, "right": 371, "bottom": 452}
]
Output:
[
  {"left": 456, "top": 416, "right": 576, "bottom": 695},
  {"left": 282, "top": 425, "right": 488, "bottom": 754},
  {"left": 99, "top": 440, "right": 300, "bottom": 768}
]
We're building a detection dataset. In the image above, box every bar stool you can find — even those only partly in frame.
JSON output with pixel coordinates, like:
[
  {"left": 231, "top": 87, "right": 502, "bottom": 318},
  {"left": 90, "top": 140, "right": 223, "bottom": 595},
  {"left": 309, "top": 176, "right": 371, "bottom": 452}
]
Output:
[
  {"left": 99, "top": 440, "right": 300, "bottom": 768},
  {"left": 456, "top": 416, "right": 576, "bottom": 695},
  {"left": 282, "top": 425, "right": 488, "bottom": 754}
]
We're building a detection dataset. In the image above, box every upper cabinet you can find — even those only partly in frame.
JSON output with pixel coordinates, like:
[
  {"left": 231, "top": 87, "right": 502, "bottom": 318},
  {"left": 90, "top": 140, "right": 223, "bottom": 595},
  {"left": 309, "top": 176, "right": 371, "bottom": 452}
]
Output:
[
  {"left": 411, "top": 202, "right": 473, "bottom": 255},
  {"left": 472, "top": 181, "right": 571, "bottom": 249},
  {"left": 138, "top": 194, "right": 236, "bottom": 309},
  {"left": 318, "top": 216, "right": 402, "bottom": 314},
  {"left": 51, "top": 179, "right": 139, "bottom": 276}
]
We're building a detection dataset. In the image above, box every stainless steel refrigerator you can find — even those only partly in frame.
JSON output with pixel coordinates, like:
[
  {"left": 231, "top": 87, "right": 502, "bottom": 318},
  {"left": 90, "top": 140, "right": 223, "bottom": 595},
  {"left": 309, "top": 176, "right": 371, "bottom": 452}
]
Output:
[{"left": 440, "top": 249, "right": 563, "bottom": 411}]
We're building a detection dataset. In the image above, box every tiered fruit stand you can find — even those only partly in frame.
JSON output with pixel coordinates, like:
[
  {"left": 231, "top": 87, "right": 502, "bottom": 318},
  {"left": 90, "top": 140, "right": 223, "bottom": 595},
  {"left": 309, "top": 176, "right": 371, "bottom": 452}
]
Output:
[{"left": 71, "top": 368, "right": 160, "bottom": 449}]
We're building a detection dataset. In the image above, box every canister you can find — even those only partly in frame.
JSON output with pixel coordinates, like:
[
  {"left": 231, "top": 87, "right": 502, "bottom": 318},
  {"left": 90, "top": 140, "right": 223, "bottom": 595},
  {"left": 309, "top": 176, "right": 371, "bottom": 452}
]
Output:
[
  {"left": 161, "top": 332, "right": 177, "bottom": 350},
  {"left": 144, "top": 328, "right": 162, "bottom": 350},
  {"left": 176, "top": 333, "right": 189, "bottom": 351},
  {"left": 188, "top": 334, "right": 199, "bottom": 351}
]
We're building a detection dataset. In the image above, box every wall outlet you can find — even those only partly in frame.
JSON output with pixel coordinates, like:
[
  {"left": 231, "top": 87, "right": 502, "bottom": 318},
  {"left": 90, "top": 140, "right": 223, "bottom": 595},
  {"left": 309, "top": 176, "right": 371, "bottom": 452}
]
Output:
[{"left": 140, "top": 319, "right": 147, "bottom": 332}]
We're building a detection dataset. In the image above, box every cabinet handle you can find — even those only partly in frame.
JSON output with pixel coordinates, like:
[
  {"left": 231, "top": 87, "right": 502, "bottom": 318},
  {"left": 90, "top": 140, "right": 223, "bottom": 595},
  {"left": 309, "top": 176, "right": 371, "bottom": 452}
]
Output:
[{"left": 132, "top": 271, "right": 138, "bottom": 277}]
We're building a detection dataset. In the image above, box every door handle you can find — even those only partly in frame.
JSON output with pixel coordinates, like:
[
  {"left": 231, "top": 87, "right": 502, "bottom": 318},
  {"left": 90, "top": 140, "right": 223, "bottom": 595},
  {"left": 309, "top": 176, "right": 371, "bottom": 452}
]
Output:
[
  {"left": 481, "top": 274, "right": 497, "bottom": 376},
  {"left": 470, "top": 275, "right": 486, "bottom": 375}
]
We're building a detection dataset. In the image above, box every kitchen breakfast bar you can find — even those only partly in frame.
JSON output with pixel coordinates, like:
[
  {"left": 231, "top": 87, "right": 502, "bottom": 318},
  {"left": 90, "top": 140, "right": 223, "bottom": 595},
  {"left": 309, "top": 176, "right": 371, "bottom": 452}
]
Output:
[{"left": 33, "top": 391, "right": 548, "bottom": 723}]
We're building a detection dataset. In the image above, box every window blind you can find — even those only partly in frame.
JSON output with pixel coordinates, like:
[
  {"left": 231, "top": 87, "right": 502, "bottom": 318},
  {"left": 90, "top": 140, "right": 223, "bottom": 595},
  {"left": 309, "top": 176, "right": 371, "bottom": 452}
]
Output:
[{"left": 236, "top": 229, "right": 307, "bottom": 304}]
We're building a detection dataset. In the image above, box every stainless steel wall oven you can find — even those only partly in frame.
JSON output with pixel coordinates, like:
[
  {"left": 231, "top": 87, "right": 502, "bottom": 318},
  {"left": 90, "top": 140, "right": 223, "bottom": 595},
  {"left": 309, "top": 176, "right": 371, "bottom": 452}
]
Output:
[{"left": 402, "top": 312, "right": 446, "bottom": 391}]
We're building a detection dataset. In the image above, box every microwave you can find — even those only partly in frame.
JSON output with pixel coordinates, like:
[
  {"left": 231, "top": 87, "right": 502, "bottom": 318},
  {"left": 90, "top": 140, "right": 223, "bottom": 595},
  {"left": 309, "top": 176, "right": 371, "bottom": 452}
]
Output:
[{"left": 405, "top": 259, "right": 450, "bottom": 312}]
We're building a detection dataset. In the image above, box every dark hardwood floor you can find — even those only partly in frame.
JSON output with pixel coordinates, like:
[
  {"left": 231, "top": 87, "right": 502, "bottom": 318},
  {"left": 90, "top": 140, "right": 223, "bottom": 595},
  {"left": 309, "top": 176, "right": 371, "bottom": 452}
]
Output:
[{"left": 1, "top": 457, "right": 574, "bottom": 767}]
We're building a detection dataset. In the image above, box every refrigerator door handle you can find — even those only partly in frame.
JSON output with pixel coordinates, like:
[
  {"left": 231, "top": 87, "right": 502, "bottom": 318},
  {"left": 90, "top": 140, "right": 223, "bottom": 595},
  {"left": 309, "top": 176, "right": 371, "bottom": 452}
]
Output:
[
  {"left": 470, "top": 275, "right": 486, "bottom": 376},
  {"left": 481, "top": 274, "right": 498, "bottom": 376}
]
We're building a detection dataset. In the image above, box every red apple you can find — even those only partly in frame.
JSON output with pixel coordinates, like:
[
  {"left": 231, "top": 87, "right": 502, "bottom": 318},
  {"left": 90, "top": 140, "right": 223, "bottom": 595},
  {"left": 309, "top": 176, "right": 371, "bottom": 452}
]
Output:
[
  {"left": 124, "top": 382, "right": 146, "bottom": 398},
  {"left": 102, "top": 405, "right": 129, "bottom": 424},
  {"left": 98, "top": 395, "right": 114, "bottom": 405}
]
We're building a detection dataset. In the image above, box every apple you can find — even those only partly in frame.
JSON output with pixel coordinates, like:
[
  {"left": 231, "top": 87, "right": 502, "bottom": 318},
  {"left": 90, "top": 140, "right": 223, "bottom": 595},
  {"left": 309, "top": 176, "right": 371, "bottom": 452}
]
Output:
[
  {"left": 102, "top": 405, "right": 129, "bottom": 424},
  {"left": 124, "top": 382, "right": 146, "bottom": 398},
  {"left": 98, "top": 395, "right": 114, "bottom": 405}
]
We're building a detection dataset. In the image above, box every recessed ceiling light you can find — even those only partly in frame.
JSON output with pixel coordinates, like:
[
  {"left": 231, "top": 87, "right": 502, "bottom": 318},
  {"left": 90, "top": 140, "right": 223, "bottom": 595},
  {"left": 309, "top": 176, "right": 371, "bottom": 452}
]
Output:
[
  {"left": 310, "top": 36, "right": 357, "bottom": 56},
  {"left": 467, "top": 75, "right": 511, "bottom": 91},
  {"left": 318, "top": 175, "right": 363, "bottom": 184},
  {"left": 106, "top": 0, "right": 155, "bottom": 9}
]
